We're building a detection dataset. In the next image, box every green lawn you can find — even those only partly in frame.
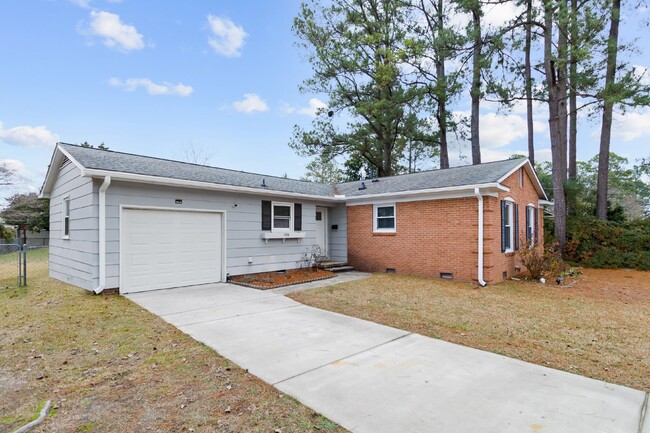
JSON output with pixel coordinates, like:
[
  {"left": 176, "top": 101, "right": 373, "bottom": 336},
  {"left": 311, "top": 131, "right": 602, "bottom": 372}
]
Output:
[{"left": 0, "top": 247, "right": 48, "bottom": 288}]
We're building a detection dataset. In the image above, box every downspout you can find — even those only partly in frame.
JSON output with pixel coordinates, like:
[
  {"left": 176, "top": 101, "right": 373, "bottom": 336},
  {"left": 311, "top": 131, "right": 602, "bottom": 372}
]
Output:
[
  {"left": 94, "top": 176, "right": 111, "bottom": 294},
  {"left": 474, "top": 188, "right": 487, "bottom": 287}
]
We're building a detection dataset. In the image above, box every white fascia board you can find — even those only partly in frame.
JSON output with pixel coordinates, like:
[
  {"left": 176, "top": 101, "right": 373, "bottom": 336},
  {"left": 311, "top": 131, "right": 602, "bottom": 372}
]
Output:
[
  {"left": 82, "top": 169, "right": 341, "bottom": 203},
  {"left": 538, "top": 199, "right": 554, "bottom": 206},
  {"left": 39, "top": 143, "right": 87, "bottom": 198},
  {"left": 345, "top": 183, "right": 504, "bottom": 206},
  {"left": 497, "top": 159, "right": 549, "bottom": 201}
]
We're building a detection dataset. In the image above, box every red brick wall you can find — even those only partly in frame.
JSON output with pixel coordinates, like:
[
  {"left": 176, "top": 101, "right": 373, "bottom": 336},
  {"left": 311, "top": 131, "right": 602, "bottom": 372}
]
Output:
[
  {"left": 347, "top": 198, "right": 480, "bottom": 281},
  {"left": 346, "top": 166, "right": 544, "bottom": 284},
  {"left": 484, "top": 167, "right": 544, "bottom": 282}
]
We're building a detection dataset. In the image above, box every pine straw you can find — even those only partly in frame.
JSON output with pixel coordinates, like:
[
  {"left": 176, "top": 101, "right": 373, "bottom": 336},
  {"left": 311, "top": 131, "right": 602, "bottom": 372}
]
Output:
[
  {"left": 289, "top": 268, "right": 650, "bottom": 392},
  {"left": 0, "top": 277, "right": 345, "bottom": 433}
]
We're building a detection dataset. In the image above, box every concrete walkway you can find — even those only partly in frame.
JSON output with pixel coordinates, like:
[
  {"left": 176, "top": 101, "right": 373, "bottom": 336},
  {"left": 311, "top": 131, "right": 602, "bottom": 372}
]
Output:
[{"left": 127, "top": 283, "right": 648, "bottom": 433}]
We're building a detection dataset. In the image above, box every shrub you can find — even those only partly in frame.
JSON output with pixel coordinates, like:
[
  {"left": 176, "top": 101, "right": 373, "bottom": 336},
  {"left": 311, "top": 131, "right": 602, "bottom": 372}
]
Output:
[
  {"left": 565, "top": 216, "right": 650, "bottom": 270},
  {"left": 518, "top": 241, "right": 565, "bottom": 280}
]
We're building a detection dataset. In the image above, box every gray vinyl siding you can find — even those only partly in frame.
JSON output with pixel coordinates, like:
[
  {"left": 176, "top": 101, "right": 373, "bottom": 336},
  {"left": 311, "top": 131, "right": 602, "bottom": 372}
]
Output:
[
  {"left": 328, "top": 205, "right": 347, "bottom": 262},
  {"left": 48, "top": 162, "right": 97, "bottom": 291},
  {"left": 101, "top": 180, "right": 329, "bottom": 289}
]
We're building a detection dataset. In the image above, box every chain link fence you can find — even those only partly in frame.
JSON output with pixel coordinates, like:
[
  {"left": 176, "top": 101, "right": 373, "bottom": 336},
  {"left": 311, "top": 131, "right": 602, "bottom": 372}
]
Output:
[{"left": 0, "top": 245, "right": 49, "bottom": 288}]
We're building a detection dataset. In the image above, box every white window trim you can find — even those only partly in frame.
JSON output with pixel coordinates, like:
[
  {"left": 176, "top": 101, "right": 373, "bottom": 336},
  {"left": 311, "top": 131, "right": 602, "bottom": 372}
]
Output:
[
  {"left": 373, "top": 203, "right": 396, "bottom": 233},
  {"left": 527, "top": 203, "right": 536, "bottom": 246},
  {"left": 271, "top": 201, "right": 294, "bottom": 233},
  {"left": 503, "top": 198, "right": 514, "bottom": 253},
  {"left": 62, "top": 196, "right": 70, "bottom": 239}
]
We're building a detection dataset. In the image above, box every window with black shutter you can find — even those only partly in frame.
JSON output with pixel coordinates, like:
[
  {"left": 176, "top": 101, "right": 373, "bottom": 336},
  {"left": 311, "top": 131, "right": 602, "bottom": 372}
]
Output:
[
  {"left": 262, "top": 201, "right": 303, "bottom": 233},
  {"left": 501, "top": 200, "right": 515, "bottom": 252},
  {"left": 261, "top": 200, "right": 272, "bottom": 230},
  {"left": 526, "top": 205, "right": 536, "bottom": 245}
]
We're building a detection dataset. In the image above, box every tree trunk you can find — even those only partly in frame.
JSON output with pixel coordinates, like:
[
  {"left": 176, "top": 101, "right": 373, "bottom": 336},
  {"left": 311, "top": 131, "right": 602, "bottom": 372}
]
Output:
[
  {"left": 544, "top": 0, "right": 567, "bottom": 251},
  {"left": 525, "top": 0, "right": 535, "bottom": 166},
  {"left": 436, "top": 0, "right": 450, "bottom": 169},
  {"left": 568, "top": 0, "right": 578, "bottom": 181},
  {"left": 596, "top": 0, "right": 621, "bottom": 220},
  {"left": 470, "top": 6, "right": 482, "bottom": 165}
]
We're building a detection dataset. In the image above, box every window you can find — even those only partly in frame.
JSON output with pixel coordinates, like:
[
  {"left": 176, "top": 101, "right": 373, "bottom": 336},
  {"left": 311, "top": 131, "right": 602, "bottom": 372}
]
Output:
[
  {"left": 526, "top": 205, "right": 538, "bottom": 245},
  {"left": 519, "top": 168, "right": 524, "bottom": 188},
  {"left": 272, "top": 202, "right": 293, "bottom": 232},
  {"left": 261, "top": 201, "right": 302, "bottom": 233},
  {"left": 63, "top": 197, "right": 70, "bottom": 239},
  {"left": 374, "top": 204, "right": 396, "bottom": 232},
  {"left": 501, "top": 200, "right": 519, "bottom": 252}
]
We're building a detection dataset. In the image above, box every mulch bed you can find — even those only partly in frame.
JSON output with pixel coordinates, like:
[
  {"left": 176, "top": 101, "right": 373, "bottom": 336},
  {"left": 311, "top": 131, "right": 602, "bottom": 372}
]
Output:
[{"left": 229, "top": 268, "right": 335, "bottom": 289}]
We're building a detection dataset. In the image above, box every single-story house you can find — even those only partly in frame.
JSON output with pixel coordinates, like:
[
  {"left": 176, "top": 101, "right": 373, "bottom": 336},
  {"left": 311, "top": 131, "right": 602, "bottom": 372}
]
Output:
[{"left": 40, "top": 143, "right": 549, "bottom": 294}]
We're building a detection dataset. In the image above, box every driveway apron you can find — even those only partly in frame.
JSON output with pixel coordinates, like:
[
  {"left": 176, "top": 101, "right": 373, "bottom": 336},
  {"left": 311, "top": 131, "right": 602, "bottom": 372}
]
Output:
[{"left": 127, "top": 283, "right": 648, "bottom": 433}]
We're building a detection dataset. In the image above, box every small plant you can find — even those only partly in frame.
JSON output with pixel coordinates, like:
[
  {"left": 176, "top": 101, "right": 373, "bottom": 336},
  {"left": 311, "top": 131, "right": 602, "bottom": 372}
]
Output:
[
  {"left": 297, "top": 245, "right": 327, "bottom": 271},
  {"left": 518, "top": 241, "right": 566, "bottom": 280}
]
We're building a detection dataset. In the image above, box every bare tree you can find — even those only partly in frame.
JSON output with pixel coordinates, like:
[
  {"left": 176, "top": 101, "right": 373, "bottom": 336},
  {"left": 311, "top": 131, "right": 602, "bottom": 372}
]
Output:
[
  {"left": 0, "top": 162, "right": 24, "bottom": 187},
  {"left": 181, "top": 142, "right": 215, "bottom": 165}
]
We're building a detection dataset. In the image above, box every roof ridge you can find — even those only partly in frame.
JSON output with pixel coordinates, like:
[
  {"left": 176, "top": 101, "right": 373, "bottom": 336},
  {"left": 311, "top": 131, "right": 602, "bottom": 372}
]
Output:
[
  {"left": 58, "top": 142, "right": 331, "bottom": 187},
  {"left": 334, "top": 157, "right": 526, "bottom": 186}
]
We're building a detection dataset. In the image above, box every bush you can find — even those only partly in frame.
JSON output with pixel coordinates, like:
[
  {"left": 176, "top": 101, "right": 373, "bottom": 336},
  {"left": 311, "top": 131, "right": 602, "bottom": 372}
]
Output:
[
  {"left": 565, "top": 216, "right": 650, "bottom": 270},
  {"left": 519, "top": 241, "right": 566, "bottom": 280}
]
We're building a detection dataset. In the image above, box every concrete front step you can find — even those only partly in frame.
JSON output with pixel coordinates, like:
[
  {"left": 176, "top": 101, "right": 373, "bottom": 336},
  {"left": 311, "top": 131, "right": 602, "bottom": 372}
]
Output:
[
  {"left": 320, "top": 261, "right": 355, "bottom": 273},
  {"left": 328, "top": 266, "right": 355, "bottom": 273},
  {"left": 320, "top": 261, "right": 347, "bottom": 269}
]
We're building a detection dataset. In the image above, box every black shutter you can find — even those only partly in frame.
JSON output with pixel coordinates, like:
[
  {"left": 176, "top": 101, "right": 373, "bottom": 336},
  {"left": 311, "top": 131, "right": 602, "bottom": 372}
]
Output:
[
  {"left": 525, "top": 205, "right": 531, "bottom": 241},
  {"left": 294, "top": 203, "right": 302, "bottom": 231},
  {"left": 514, "top": 204, "right": 519, "bottom": 250},
  {"left": 501, "top": 200, "right": 507, "bottom": 252},
  {"left": 534, "top": 207, "right": 539, "bottom": 244},
  {"left": 261, "top": 200, "right": 271, "bottom": 231}
]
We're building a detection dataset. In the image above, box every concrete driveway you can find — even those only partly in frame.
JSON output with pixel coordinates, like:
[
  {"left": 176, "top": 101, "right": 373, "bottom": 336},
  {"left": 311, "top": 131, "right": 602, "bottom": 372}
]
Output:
[{"left": 127, "top": 283, "right": 648, "bottom": 433}]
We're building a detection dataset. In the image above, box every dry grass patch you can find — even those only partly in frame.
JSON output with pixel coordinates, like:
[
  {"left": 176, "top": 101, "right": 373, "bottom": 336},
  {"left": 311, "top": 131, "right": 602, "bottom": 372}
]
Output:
[
  {"left": 0, "top": 277, "right": 345, "bottom": 433},
  {"left": 289, "top": 268, "right": 650, "bottom": 392}
]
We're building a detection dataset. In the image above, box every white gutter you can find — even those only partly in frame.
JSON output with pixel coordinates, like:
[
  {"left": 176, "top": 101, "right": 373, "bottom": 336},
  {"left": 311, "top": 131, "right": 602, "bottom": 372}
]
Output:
[
  {"left": 474, "top": 188, "right": 487, "bottom": 287},
  {"left": 344, "top": 182, "right": 508, "bottom": 204},
  {"left": 94, "top": 176, "right": 111, "bottom": 294}
]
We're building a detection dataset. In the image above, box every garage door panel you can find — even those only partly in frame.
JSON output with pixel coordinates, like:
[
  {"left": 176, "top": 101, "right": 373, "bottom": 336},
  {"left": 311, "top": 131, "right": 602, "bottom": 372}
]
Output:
[{"left": 121, "top": 209, "right": 223, "bottom": 293}]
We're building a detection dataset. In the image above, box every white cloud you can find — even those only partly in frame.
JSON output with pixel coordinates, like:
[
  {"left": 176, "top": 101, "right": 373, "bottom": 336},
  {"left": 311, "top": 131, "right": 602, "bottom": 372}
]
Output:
[
  {"left": 279, "top": 102, "right": 296, "bottom": 115},
  {"left": 0, "top": 159, "right": 30, "bottom": 178},
  {"left": 232, "top": 93, "right": 268, "bottom": 113},
  {"left": 483, "top": 2, "right": 523, "bottom": 28},
  {"left": 69, "top": 0, "right": 92, "bottom": 8},
  {"left": 108, "top": 77, "right": 193, "bottom": 96},
  {"left": 86, "top": 10, "right": 144, "bottom": 51},
  {"left": 633, "top": 65, "right": 650, "bottom": 85},
  {"left": 480, "top": 112, "right": 546, "bottom": 148},
  {"left": 297, "top": 98, "right": 327, "bottom": 117},
  {"left": 207, "top": 15, "right": 247, "bottom": 57},
  {"left": 0, "top": 121, "right": 59, "bottom": 148},
  {"left": 610, "top": 109, "right": 650, "bottom": 141}
]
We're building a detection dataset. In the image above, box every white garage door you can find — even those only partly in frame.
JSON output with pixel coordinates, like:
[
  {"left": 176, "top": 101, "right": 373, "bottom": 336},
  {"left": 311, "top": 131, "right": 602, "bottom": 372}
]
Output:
[{"left": 121, "top": 208, "right": 223, "bottom": 293}]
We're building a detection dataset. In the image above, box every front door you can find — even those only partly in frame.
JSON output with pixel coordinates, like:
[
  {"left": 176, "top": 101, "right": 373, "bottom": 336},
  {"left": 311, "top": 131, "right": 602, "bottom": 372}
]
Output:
[{"left": 315, "top": 207, "right": 327, "bottom": 257}]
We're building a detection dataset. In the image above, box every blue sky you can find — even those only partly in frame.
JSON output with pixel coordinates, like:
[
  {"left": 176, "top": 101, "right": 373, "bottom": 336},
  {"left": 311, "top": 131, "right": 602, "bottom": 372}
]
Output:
[{"left": 1, "top": 0, "right": 649, "bottom": 200}]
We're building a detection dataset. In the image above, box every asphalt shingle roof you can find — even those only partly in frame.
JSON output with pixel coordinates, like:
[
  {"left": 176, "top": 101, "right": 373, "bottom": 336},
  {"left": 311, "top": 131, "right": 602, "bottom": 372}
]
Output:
[
  {"left": 336, "top": 158, "right": 525, "bottom": 197},
  {"left": 59, "top": 143, "right": 530, "bottom": 199},
  {"left": 60, "top": 143, "right": 335, "bottom": 197}
]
